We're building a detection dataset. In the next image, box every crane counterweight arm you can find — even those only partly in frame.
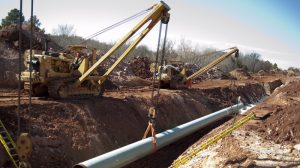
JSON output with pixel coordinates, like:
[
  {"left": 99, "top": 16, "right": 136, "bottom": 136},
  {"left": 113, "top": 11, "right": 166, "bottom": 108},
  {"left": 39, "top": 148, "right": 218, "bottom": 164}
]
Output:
[
  {"left": 186, "top": 47, "right": 239, "bottom": 81},
  {"left": 75, "top": 1, "right": 170, "bottom": 86}
]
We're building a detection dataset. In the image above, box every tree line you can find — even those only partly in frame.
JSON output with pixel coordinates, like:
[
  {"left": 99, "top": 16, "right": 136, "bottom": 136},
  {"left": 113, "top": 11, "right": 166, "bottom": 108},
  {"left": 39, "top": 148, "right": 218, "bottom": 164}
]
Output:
[
  {"left": 50, "top": 33, "right": 276, "bottom": 74},
  {"left": 160, "top": 39, "right": 276, "bottom": 73},
  {"left": 1, "top": 8, "right": 41, "bottom": 28},
  {"left": 0, "top": 8, "right": 284, "bottom": 73}
]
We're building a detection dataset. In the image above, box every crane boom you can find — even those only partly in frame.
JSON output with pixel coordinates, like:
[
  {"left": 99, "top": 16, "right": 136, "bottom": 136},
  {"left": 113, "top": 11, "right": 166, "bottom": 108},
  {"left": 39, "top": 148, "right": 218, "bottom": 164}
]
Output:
[
  {"left": 20, "top": 1, "right": 170, "bottom": 98},
  {"left": 75, "top": 1, "right": 170, "bottom": 86},
  {"left": 187, "top": 47, "right": 239, "bottom": 81}
]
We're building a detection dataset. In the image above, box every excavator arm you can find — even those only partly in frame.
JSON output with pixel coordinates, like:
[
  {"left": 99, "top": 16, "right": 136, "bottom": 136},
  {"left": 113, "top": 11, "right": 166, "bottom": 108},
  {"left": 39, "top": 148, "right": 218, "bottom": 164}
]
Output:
[
  {"left": 186, "top": 47, "right": 239, "bottom": 81},
  {"left": 75, "top": 1, "right": 170, "bottom": 86}
]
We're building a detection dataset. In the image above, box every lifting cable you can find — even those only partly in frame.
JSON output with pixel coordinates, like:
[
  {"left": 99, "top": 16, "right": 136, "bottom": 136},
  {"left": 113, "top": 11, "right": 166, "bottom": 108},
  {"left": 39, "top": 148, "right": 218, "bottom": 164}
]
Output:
[
  {"left": 28, "top": 0, "right": 34, "bottom": 134},
  {"left": 83, "top": 7, "right": 152, "bottom": 40},
  {"left": 56, "top": 6, "right": 153, "bottom": 52},
  {"left": 156, "top": 23, "right": 168, "bottom": 107},
  {"left": 17, "top": 0, "right": 23, "bottom": 136},
  {"left": 193, "top": 48, "right": 230, "bottom": 67},
  {"left": 143, "top": 21, "right": 169, "bottom": 149},
  {"left": 229, "top": 53, "right": 240, "bottom": 123},
  {"left": 227, "top": 48, "right": 239, "bottom": 119},
  {"left": 151, "top": 22, "right": 163, "bottom": 103},
  {"left": 142, "top": 22, "right": 163, "bottom": 149}
]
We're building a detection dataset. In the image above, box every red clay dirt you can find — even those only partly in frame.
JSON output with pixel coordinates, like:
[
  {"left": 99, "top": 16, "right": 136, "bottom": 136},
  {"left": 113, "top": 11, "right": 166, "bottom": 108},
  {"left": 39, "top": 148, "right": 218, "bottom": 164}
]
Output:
[
  {"left": 0, "top": 78, "right": 271, "bottom": 168},
  {"left": 252, "top": 79, "right": 300, "bottom": 145},
  {"left": 172, "top": 76, "right": 300, "bottom": 168}
]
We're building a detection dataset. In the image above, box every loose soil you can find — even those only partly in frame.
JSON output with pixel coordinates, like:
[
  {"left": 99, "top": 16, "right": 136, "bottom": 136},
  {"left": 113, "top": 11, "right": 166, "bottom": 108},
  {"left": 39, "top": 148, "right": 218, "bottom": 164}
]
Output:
[
  {"left": 173, "top": 76, "right": 300, "bottom": 168},
  {"left": 0, "top": 78, "right": 270, "bottom": 168}
]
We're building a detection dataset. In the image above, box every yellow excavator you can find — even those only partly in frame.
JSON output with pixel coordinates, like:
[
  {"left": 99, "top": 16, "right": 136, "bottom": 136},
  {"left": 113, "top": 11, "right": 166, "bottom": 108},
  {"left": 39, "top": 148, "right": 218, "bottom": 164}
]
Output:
[
  {"left": 20, "top": 1, "right": 170, "bottom": 98},
  {"left": 151, "top": 47, "right": 239, "bottom": 89}
]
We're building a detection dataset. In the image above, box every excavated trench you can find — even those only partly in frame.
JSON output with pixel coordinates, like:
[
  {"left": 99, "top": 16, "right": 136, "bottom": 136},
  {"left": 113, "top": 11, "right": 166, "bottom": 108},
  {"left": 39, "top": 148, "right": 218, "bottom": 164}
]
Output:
[{"left": 0, "top": 79, "right": 282, "bottom": 168}]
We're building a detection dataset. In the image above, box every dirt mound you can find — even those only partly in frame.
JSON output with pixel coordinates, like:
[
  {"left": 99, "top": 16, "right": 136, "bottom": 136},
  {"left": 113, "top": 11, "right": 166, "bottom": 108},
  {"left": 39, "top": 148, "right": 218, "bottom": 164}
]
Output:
[
  {"left": 261, "top": 103, "right": 300, "bottom": 144},
  {"left": 287, "top": 67, "right": 300, "bottom": 76},
  {"left": 197, "top": 82, "right": 266, "bottom": 109},
  {"left": 0, "top": 91, "right": 211, "bottom": 168},
  {"left": 96, "top": 56, "right": 149, "bottom": 89},
  {"left": 0, "top": 80, "right": 267, "bottom": 168},
  {"left": 0, "top": 47, "right": 19, "bottom": 87},
  {"left": 230, "top": 68, "right": 252, "bottom": 80},
  {"left": 185, "top": 63, "right": 200, "bottom": 76},
  {"left": 170, "top": 77, "right": 297, "bottom": 168},
  {"left": 257, "top": 70, "right": 266, "bottom": 75},
  {"left": 110, "top": 75, "right": 152, "bottom": 88},
  {"left": 261, "top": 79, "right": 283, "bottom": 95},
  {"left": 129, "top": 56, "right": 152, "bottom": 79},
  {"left": 97, "top": 56, "right": 132, "bottom": 77},
  {"left": 269, "top": 68, "right": 288, "bottom": 76},
  {"left": 0, "top": 42, "right": 19, "bottom": 87},
  {"left": 204, "top": 67, "right": 235, "bottom": 80},
  {"left": 258, "top": 80, "right": 300, "bottom": 144},
  {"left": 287, "top": 70, "right": 297, "bottom": 76},
  {"left": 0, "top": 23, "right": 61, "bottom": 51}
]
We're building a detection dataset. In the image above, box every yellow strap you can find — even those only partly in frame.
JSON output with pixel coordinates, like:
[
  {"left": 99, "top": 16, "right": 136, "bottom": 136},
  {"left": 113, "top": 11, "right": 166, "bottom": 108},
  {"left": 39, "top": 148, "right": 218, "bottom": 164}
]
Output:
[
  {"left": 0, "top": 120, "right": 19, "bottom": 168},
  {"left": 142, "top": 122, "right": 157, "bottom": 150},
  {"left": 172, "top": 112, "right": 255, "bottom": 168},
  {"left": 142, "top": 123, "right": 151, "bottom": 139},
  {"left": 0, "top": 120, "right": 17, "bottom": 149}
]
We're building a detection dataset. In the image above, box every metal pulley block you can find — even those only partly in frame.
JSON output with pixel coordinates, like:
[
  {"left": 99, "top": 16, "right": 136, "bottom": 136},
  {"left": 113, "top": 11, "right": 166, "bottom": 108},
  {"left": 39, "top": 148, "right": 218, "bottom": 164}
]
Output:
[
  {"left": 235, "top": 49, "right": 239, "bottom": 58},
  {"left": 17, "top": 133, "right": 32, "bottom": 168},
  {"left": 148, "top": 107, "right": 156, "bottom": 119},
  {"left": 161, "top": 12, "right": 170, "bottom": 24}
]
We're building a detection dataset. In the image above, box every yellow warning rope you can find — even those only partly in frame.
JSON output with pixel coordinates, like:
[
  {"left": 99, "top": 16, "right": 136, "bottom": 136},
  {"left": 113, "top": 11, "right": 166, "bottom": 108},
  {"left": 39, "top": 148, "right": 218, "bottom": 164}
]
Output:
[
  {"left": 171, "top": 112, "right": 255, "bottom": 168},
  {"left": 0, "top": 119, "right": 19, "bottom": 168}
]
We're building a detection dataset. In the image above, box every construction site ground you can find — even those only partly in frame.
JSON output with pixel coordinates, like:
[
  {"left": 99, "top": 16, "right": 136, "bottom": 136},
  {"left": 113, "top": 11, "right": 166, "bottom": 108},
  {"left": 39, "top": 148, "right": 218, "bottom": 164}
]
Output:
[
  {"left": 0, "top": 74, "right": 291, "bottom": 168},
  {"left": 172, "top": 76, "right": 300, "bottom": 168}
]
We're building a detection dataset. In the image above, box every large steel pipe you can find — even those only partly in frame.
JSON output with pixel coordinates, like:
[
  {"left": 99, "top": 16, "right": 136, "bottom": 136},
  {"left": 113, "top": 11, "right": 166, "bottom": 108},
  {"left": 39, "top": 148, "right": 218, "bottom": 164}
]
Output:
[{"left": 74, "top": 103, "right": 245, "bottom": 168}]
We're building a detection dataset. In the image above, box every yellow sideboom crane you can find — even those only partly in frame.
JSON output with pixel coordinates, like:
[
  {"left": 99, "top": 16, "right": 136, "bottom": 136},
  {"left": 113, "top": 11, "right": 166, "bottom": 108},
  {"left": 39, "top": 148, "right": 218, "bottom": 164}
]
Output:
[
  {"left": 21, "top": 1, "right": 170, "bottom": 98},
  {"left": 186, "top": 47, "right": 239, "bottom": 84},
  {"left": 155, "top": 47, "right": 239, "bottom": 89}
]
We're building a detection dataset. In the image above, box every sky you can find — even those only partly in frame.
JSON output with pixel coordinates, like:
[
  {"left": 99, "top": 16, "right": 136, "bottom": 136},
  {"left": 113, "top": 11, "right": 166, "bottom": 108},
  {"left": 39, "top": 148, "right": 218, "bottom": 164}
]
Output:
[{"left": 0, "top": 0, "right": 299, "bottom": 69}]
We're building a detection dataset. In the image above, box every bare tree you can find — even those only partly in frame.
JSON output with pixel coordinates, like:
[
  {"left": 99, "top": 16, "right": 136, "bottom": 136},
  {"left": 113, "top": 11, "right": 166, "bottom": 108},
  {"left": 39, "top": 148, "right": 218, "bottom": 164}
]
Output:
[
  {"left": 52, "top": 24, "right": 76, "bottom": 36},
  {"left": 177, "top": 38, "right": 201, "bottom": 64},
  {"left": 243, "top": 52, "right": 261, "bottom": 72},
  {"left": 162, "top": 39, "right": 177, "bottom": 60},
  {"left": 129, "top": 44, "right": 153, "bottom": 59}
]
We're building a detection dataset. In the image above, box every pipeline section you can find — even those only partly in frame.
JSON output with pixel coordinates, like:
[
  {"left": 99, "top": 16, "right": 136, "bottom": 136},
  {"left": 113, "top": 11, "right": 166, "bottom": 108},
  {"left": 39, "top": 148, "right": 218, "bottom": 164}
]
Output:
[{"left": 74, "top": 102, "right": 245, "bottom": 168}]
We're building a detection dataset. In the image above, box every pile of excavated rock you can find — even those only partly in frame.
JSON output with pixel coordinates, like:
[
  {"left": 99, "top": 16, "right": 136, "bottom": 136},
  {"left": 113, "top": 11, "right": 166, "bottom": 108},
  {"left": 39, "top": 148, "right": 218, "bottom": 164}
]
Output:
[
  {"left": 230, "top": 68, "right": 252, "bottom": 80},
  {"left": 96, "top": 56, "right": 132, "bottom": 77},
  {"left": 205, "top": 67, "right": 234, "bottom": 80},
  {"left": 128, "top": 56, "right": 152, "bottom": 79},
  {"left": 185, "top": 63, "right": 201, "bottom": 77},
  {"left": 0, "top": 23, "right": 61, "bottom": 51}
]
